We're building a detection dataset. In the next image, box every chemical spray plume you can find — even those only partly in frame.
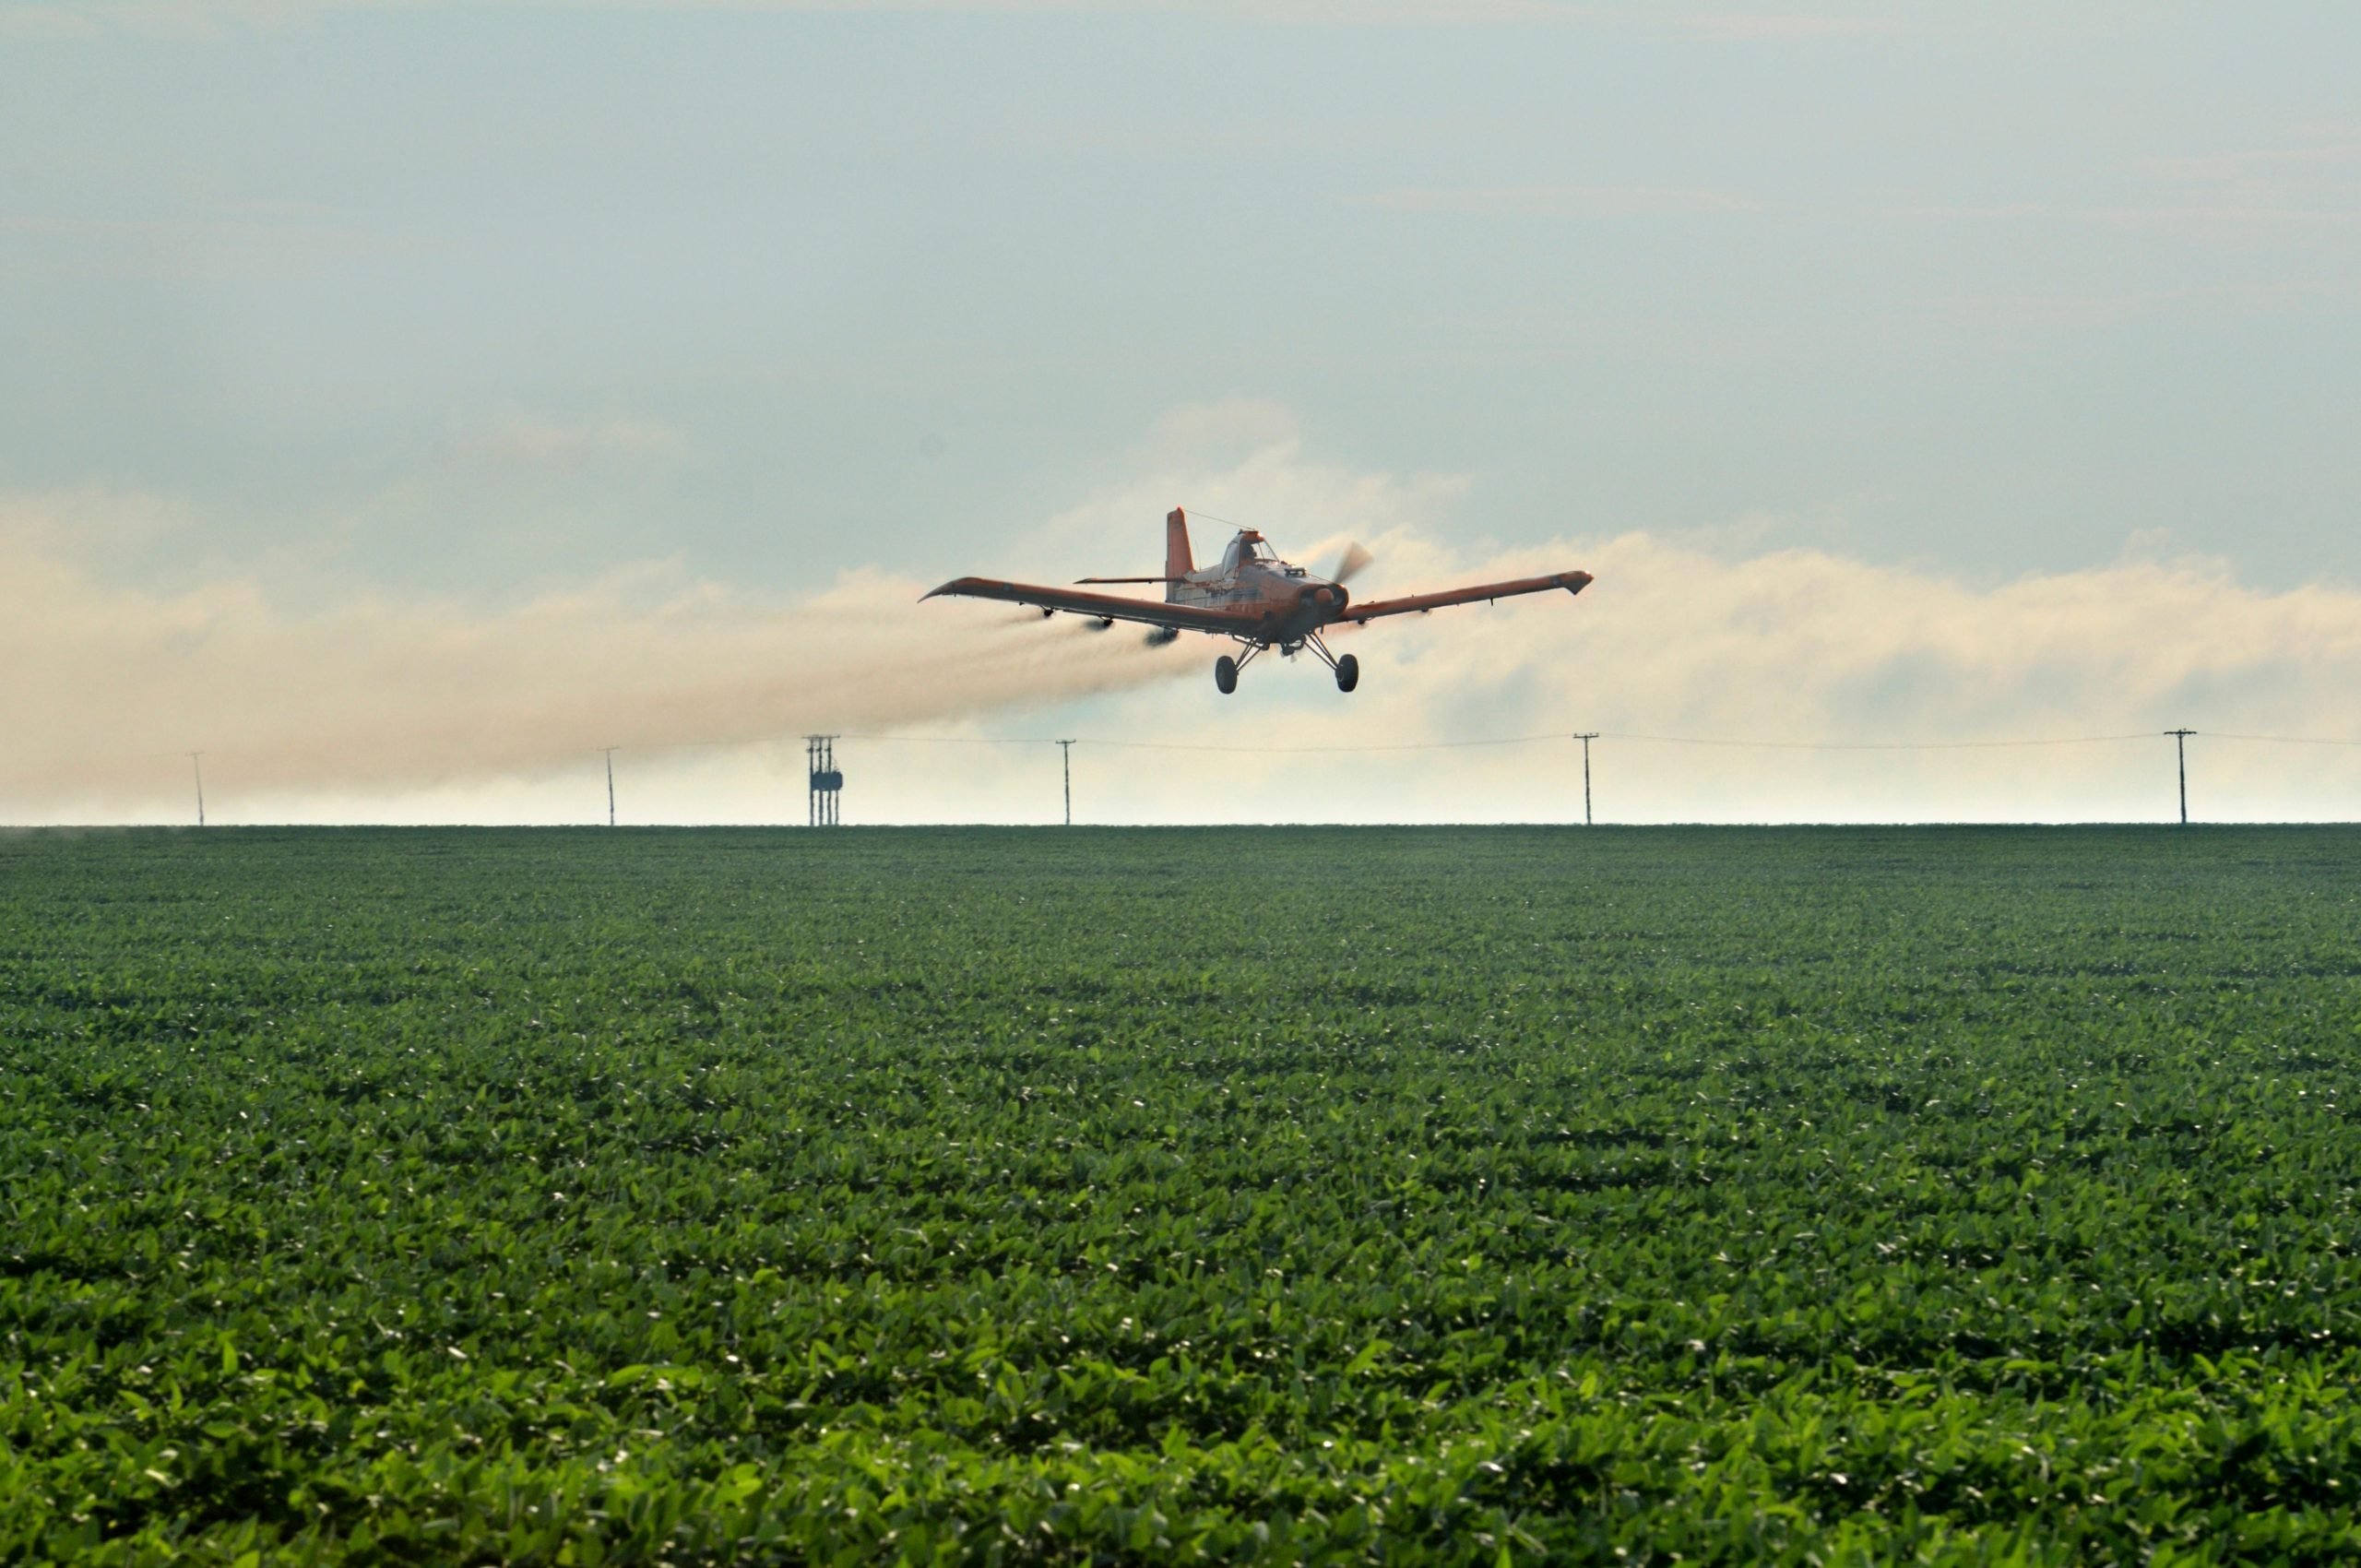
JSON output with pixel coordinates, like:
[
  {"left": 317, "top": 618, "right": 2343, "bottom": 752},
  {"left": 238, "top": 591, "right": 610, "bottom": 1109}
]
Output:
[{"left": 0, "top": 537, "right": 1190, "bottom": 808}]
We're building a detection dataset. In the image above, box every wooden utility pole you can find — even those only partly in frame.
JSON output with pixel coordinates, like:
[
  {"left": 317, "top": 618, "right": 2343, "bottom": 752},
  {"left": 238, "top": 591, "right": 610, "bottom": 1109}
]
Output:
[
  {"left": 2165, "top": 729, "right": 2195, "bottom": 825},
  {"left": 1573, "top": 732, "right": 1599, "bottom": 826},
  {"left": 188, "top": 752, "right": 206, "bottom": 827},
  {"left": 1057, "top": 740, "right": 1074, "bottom": 826},
  {"left": 599, "top": 746, "right": 619, "bottom": 826}
]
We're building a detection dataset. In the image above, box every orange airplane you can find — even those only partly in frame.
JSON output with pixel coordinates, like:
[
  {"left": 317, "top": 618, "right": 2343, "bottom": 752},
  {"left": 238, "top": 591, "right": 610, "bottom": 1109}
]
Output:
[{"left": 925, "top": 507, "right": 1594, "bottom": 694}]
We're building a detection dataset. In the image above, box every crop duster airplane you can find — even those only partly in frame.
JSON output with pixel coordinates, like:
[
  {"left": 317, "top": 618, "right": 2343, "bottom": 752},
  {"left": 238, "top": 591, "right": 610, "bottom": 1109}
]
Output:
[{"left": 925, "top": 508, "right": 1594, "bottom": 694}]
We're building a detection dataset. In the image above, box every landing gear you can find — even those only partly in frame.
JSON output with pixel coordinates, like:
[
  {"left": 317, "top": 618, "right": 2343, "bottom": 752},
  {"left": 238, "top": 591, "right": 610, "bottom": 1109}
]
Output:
[
  {"left": 1217, "top": 640, "right": 1345, "bottom": 694},
  {"left": 1297, "top": 630, "right": 1358, "bottom": 694},
  {"left": 1214, "top": 643, "right": 1264, "bottom": 693}
]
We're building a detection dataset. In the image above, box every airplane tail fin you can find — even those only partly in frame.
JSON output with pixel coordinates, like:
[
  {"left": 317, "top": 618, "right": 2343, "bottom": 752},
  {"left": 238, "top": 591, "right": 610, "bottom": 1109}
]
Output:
[{"left": 1164, "top": 508, "right": 1194, "bottom": 600}]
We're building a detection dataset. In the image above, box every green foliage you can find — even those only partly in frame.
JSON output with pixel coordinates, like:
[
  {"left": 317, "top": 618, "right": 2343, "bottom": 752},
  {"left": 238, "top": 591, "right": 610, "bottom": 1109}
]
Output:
[{"left": 1, "top": 825, "right": 2356, "bottom": 1564}]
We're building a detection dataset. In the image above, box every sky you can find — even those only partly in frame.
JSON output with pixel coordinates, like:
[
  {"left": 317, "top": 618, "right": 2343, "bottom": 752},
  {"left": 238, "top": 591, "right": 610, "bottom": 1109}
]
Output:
[{"left": 5, "top": 0, "right": 2360, "bottom": 825}]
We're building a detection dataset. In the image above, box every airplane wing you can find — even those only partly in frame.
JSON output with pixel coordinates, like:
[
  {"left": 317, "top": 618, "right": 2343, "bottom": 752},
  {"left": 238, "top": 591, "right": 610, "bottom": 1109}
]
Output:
[
  {"left": 922, "top": 576, "right": 1260, "bottom": 636},
  {"left": 1342, "top": 570, "right": 1594, "bottom": 624}
]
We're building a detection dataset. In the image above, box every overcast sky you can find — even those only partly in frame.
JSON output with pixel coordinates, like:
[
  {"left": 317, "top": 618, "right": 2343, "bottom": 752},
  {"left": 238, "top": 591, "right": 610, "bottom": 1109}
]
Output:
[{"left": 6, "top": 1, "right": 2360, "bottom": 824}]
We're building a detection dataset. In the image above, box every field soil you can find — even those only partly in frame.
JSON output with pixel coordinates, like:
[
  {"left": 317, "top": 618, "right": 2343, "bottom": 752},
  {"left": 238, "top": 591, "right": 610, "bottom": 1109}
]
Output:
[{"left": 3, "top": 826, "right": 2358, "bottom": 1564}]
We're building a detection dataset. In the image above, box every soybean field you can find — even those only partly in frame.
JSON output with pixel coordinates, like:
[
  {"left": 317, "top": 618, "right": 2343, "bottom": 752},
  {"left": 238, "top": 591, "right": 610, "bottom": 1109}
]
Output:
[{"left": 4, "top": 826, "right": 2359, "bottom": 1565}]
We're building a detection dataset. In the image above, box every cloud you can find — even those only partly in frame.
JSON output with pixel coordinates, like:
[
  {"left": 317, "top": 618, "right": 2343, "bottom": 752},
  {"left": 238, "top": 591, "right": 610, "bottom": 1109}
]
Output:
[
  {"left": 1017, "top": 415, "right": 1469, "bottom": 576},
  {"left": 2138, "top": 138, "right": 2361, "bottom": 186},
  {"left": 1346, "top": 184, "right": 1766, "bottom": 218},
  {"left": 10, "top": 430, "right": 2361, "bottom": 825},
  {"left": 1090, "top": 527, "right": 2361, "bottom": 824},
  {"left": 1893, "top": 130, "right": 2361, "bottom": 244},
  {"left": 1369, "top": 530, "right": 2361, "bottom": 748},
  {"left": 2096, "top": 205, "right": 2361, "bottom": 237},
  {"left": 0, "top": 486, "right": 196, "bottom": 558},
  {"left": 1142, "top": 398, "right": 1302, "bottom": 460},
  {"left": 898, "top": 425, "right": 2361, "bottom": 824}
]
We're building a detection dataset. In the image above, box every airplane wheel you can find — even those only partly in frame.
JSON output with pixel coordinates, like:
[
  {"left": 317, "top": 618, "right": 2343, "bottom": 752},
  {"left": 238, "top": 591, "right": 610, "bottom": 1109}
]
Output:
[
  {"left": 1215, "top": 655, "right": 1239, "bottom": 695},
  {"left": 1335, "top": 653, "right": 1359, "bottom": 693}
]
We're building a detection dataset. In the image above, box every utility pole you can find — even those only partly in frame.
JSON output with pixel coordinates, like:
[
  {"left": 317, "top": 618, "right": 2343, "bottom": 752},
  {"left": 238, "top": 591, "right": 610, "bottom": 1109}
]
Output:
[
  {"left": 1573, "top": 732, "right": 1599, "bottom": 826},
  {"left": 187, "top": 752, "right": 205, "bottom": 828},
  {"left": 1057, "top": 740, "right": 1074, "bottom": 826},
  {"left": 2165, "top": 729, "right": 2195, "bottom": 825},
  {"left": 599, "top": 746, "right": 618, "bottom": 826}
]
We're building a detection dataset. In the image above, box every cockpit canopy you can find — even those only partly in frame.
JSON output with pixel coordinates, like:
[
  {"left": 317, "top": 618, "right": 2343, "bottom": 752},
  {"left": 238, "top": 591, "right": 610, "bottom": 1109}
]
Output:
[{"left": 1223, "top": 531, "right": 1277, "bottom": 574}]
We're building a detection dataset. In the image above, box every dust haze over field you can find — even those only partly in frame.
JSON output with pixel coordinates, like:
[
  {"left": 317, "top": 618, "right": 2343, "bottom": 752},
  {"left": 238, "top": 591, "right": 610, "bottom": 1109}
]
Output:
[{"left": 0, "top": 497, "right": 1192, "bottom": 810}]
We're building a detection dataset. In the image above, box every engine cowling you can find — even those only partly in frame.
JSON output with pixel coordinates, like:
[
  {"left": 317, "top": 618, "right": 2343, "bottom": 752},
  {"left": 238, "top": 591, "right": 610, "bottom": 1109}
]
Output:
[{"left": 1300, "top": 583, "right": 1350, "bottom": 620}]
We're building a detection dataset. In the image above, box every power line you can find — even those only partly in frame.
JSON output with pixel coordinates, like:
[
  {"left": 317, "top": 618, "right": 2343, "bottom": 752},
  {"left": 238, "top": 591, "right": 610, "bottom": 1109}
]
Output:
[
  {"left": 2202, "top": 731, "right": 2361, "bottom": 747},
  {"left": 324, "top": 727, "right": 2349, "bottom": 766},
  {"left": 21, "top": 724, "right": 2361, "bottom": 829},
  {"left": 836, "top": 729, "right": 2172, "bottom": 756},
  {"left": 1595, "top": 731, "right": 2161, "bottom": 753},
  {"left": 1076, "top": 733, "right": 1558, "bottom": 754},
  {"left": 79, "top": 725, "right": 2361, "bottom": 771},
  {"left": 836, "top": 733, "right": 1059, "bottom": 746}
]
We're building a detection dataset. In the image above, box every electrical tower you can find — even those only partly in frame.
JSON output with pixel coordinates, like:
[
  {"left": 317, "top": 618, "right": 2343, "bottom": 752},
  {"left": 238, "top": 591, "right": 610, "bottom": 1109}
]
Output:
[
  {"left": 2165, "top": 729, "right": 2195, "bottom": 825},
  {"left": 599, "top": 746, "right": 618, "bottom": 827},
  {"left": 1057, "top": 739, "right": 1074, "bottom": 826},
  {"left": 1572, "top": 732, "right": 1598, "bottom": 826},
  {"left": 806, "top": 735, "right": 844, "bottom": 826},
  {"left": 188, "top": 752, "right": 206, "bottom": 828}
]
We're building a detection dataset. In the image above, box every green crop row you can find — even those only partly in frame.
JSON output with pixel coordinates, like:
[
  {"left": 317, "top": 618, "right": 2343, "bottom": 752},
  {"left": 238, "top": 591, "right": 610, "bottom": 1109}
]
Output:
[{"left": 1, "top": 826, "right": 2355, "bottom": 1563}]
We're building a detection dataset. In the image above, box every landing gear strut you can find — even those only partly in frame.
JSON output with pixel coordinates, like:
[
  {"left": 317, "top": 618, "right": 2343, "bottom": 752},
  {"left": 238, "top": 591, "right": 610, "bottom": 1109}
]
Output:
[
  {"left": 1215, "top": 636, "right": 1357, "bottom": 694},
  {"left": 1300, "top": 631, "right": 1358, "bottom": 694},
  {"left": 1214, "top": 643, "right": 1263, "bottom": 695}
]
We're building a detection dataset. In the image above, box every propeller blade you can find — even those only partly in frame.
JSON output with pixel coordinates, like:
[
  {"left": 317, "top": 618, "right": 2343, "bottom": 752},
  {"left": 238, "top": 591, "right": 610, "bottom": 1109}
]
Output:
[{"left": 1327, "top": 541, "right": 1375, "bottom": 587}]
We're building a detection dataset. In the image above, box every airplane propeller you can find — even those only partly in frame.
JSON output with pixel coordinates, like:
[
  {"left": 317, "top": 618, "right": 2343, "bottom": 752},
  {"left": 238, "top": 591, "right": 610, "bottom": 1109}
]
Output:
[{"left": 1325, "top": 541, "right": 1375, "bottom": 587}]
